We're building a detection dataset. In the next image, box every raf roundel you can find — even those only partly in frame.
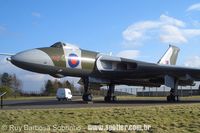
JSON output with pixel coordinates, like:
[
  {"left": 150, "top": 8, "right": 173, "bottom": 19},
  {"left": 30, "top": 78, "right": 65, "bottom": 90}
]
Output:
[{"left": 68, "top": 53, "right": 80, "bottom": 68}]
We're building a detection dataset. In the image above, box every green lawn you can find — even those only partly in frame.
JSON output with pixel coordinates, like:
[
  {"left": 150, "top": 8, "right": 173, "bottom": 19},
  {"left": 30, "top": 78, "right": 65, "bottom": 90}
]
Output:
[
  {"left": 4, "top": 95, "right": 200, "bottom": 101},
  {"left": 92, "top": 95, "right": 200, "bottom": 101},
  {"left": 117, "top": 95, "right": 200, "bottom": 100},
  {"left": 4, "top": 96, "right": 55, "bottom": 101},
  {"left": 0, "top": 104, "right": 200, "bottom": 133}
]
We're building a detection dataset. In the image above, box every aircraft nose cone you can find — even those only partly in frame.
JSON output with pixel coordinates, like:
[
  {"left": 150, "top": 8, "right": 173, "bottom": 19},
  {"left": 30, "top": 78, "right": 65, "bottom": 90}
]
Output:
[{"left": 11, "top": 49, "right": 54, "bottom": 66}]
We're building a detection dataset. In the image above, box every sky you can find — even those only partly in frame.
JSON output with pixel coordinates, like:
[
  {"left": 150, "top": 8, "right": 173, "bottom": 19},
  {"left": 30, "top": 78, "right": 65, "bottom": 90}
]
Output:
[{"left": 1, "top": 0, "right": 200, "bottom": 92}]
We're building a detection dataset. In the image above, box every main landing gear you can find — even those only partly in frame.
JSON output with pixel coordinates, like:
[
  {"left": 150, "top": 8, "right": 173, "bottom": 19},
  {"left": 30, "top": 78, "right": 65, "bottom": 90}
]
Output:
[
  {"left": 81, "top": 77, "right": 117, "bottom": 102},
  {"left": 167, "top": 80, "right": 179, "bottom": 102},
  {"left": 167, "top": 89, "right": 179, "bottom": 102},
  {"left": 82, "top": 78, "right": 92, "bottom": 101},
  {"left": 104, "top": 84, "right": 117, "bottom": 102}
]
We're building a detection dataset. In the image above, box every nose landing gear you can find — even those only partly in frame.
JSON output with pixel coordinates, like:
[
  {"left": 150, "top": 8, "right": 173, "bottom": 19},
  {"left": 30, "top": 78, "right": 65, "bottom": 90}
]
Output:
[{"left": 82, "top": 77, "right": 92, "bottom": 102}]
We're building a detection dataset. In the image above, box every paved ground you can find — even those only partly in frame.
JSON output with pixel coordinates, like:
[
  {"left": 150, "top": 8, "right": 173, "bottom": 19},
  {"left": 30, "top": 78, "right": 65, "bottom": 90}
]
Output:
[{"left": 1, "top": 96, "right": 200, "bottom": 110}]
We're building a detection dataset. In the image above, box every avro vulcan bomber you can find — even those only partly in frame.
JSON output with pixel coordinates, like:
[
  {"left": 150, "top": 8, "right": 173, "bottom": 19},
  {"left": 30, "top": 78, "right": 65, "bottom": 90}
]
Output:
[{"left": 2, "top": 42, "right": 199, "bottom": 102}]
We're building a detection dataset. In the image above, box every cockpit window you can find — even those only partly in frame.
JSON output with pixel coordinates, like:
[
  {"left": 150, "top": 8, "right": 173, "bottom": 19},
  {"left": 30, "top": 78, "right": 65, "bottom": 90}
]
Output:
[
  {"left": 50, "top": 42, "right": 66, "bottom": 48},
  {"left": 50, "top": 42, "right": 80, "bottom": 49}
]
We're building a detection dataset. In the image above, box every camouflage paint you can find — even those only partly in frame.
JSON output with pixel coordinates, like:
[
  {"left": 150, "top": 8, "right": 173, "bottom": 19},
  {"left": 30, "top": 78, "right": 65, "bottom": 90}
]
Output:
[
  {"left": 39, "top": 47, "right": 98, "bottom": 74},
  {"left": 38, "top": 47, "right": 66, "bottom": 68},
  {"left": 81, "top": 49, "right": 98, "bottom": 73}
]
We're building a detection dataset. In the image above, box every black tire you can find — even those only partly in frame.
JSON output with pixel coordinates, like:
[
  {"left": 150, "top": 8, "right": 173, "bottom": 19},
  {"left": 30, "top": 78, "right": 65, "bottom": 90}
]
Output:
[
  {"left": 172, "top": 97, "right": 176, "bottom": 102},
  {"left": 112, "top": 96, "right": 117, "bottom": 101},
  {"left": 104, "top": 96, "right": 111, "bottom": 102},
  {"left": 167, "top": 95, "right": 171, "bottom": 102},
  {"left": 167, "top": 95, "right": 177, "bottom": 102},
  {"left": 175, "top": 96, "right": 179, "bottom": 102},
  {"left": 82, "top": 94, "right": 92, "bottom": 101},
  {"left": 87, "top": 95, "right": 92, "bottom": 101},
  {"left": 82, "top": 95, "right": 87, "bottom": 101}
]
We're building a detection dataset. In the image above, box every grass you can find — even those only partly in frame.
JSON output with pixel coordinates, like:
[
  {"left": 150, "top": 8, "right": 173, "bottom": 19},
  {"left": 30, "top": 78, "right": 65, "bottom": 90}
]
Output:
[
  {"left": 4, "top": 95, "right": 200, "bottom": 101},
  {"left": 117, "top": 95, "right": 200, "bottom": 100},
  {"left": 4, "top": 96, "right": 55, "bottom": 101},
  {"left": 0, "top": 104, "right": 200, "bottom": 133},
  {"left": 92, "top": 95, "right": 200, "bottom": 101}
]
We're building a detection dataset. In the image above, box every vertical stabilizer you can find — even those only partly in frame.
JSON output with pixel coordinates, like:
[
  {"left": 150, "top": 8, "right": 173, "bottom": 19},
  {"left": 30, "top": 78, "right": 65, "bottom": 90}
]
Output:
[{"left": 158, "top": 45, "right": 180, "bottom": 65}]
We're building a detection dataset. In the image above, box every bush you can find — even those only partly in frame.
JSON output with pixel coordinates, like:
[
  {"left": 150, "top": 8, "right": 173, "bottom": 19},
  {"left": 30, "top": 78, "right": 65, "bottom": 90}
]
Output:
[{"left": 0, "top": 86, "right": 14, "bottom": 97}]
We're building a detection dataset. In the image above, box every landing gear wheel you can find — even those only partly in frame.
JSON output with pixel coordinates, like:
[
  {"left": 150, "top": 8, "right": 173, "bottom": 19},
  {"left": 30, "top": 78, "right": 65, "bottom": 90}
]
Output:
[
  {"left": 104, "top": 84, "right": 116, "bottom": 102},
  {"left": 167, "top": 95, "right": 174, "bottom": 102},
  {"left": 82, "top": 94, "right": 92, "bottom": 101},
  {"left": 81, "top": 77, "right": 93, "bottom": 102},
  {"left": 104, "top": 96, "right": 117, "bottom": 102},
  {"left": 167, "top": 95, "right": 179, "bottom": 102},
  {"left": 104, "top": 96, "right": 110, "bottom": 102},
  {"left": 175, "top": 95, "right": 179, "bottom": 102},
  {"left": 112, "top": 96, "right": 117, "bottom": 101},
  {"left": 167, "top": 81, "right": 180, "bottom": 102}
]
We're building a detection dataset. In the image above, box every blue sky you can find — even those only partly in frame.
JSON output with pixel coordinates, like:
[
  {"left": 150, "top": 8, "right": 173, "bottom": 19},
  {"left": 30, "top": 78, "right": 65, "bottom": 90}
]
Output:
[{"left": 1, "top": 0, "right": 200, "bottom": 92}]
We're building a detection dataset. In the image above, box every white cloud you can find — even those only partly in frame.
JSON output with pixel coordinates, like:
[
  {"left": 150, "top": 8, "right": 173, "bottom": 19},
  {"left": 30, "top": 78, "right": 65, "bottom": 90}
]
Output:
[
  {"left": 160, "top": 14, "right": 185, "bottom": 27},
  {"left": 117, "top": 50, "right": 140, "bottom": 59},
  {"left": 32, "top": 12, "right": 41, "bottom": 18},
  {"left": 126, "top": 21, "right": 161, "bottom": 31},
  {"left": 192, "top": 20, "right": 200, "bottom": 27},
  {"left": 187, "top": 3, "right": 200, "bottom": 12},
  {"left": 123, "top": 30, "right": 143, "bottom": 42},
  {"left": 183, "top": 29, "right": 200, "bottom": 37},
  {"left": 160, "top": 25, "right": 187, "bottom": 44},
  {"left": 122, "top": 14, "right": 200, "bottom": 46},
  {"left": 122, "top": 21, "right": 160, "bottom": 42},
  {"left": 23, "top": 72, "right": 53, "bottom": 82},
  {"left": 184, "top": 56, "right": 200, "bottom": 68}
]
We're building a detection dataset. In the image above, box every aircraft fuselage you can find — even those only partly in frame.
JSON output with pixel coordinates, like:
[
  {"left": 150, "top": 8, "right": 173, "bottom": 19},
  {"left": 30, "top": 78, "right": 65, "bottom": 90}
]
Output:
[{"left": 11, "top": 42, "right": 98, "bottom": 78}]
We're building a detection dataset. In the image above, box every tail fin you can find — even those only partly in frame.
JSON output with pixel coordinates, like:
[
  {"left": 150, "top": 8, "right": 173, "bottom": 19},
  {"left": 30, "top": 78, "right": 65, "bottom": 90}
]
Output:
[{"left": 157, "top": 45, "right": 180, "bottom": 65}]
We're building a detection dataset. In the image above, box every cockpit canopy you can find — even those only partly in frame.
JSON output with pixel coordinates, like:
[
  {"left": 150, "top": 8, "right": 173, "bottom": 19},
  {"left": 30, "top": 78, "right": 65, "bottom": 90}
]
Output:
[
  {"left": 50, "top": 42, "right": 66, "bottom": 48},
  {"left": 50, "top": 42, "right": 79, "bottom": 49}
]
